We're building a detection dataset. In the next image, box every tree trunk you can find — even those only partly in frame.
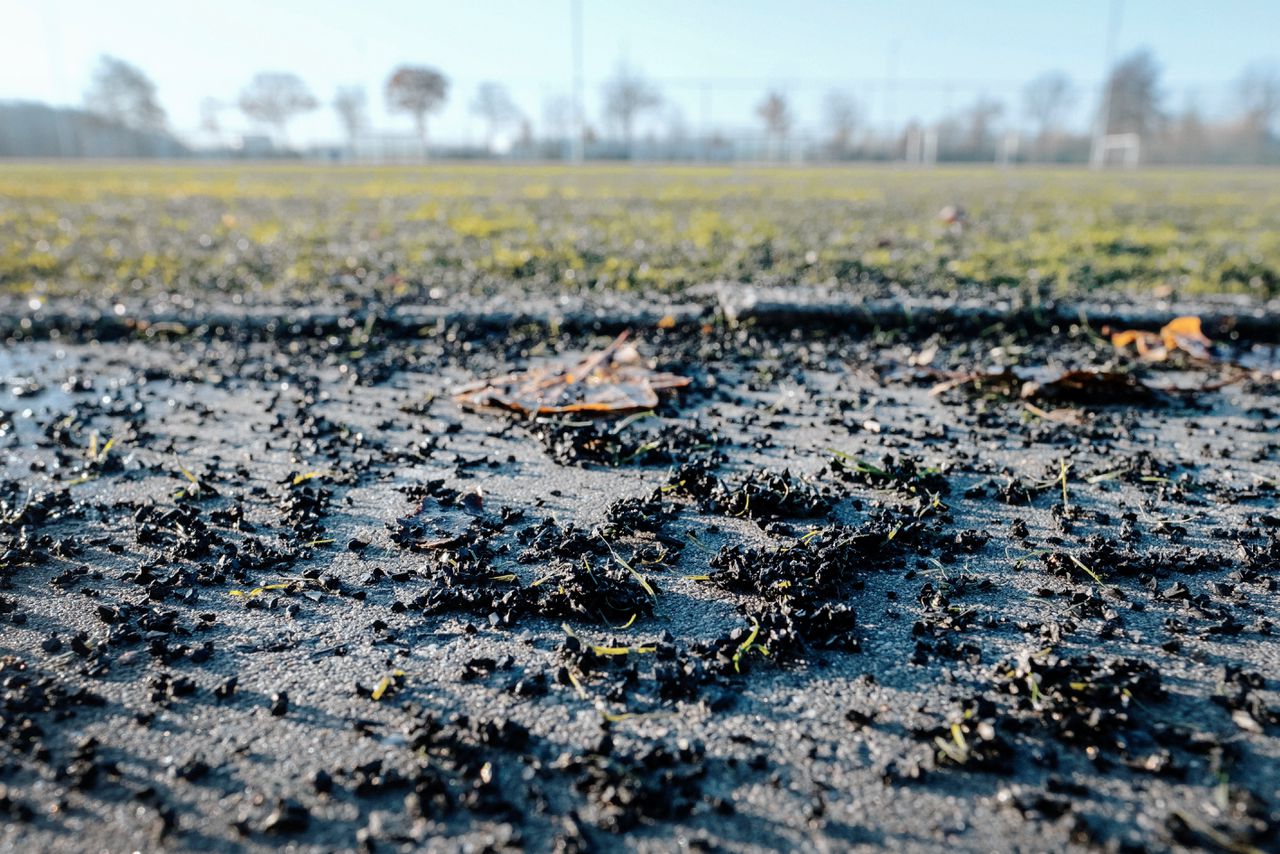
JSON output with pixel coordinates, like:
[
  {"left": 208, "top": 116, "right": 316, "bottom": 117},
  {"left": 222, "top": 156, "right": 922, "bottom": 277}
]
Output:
[{"left": 415, "top": 114, "right": 429, "bottom": 162}]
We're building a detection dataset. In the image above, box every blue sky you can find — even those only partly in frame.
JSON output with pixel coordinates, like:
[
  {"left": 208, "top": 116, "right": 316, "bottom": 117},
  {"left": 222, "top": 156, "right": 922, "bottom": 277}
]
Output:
[{"left": 1, "top": 0, "right": 1275, "bottom": 145}]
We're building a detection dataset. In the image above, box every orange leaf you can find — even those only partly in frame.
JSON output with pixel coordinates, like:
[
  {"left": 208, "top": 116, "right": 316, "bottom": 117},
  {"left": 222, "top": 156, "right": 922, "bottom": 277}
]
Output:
[
  {"left": 1110, "top": 329, "right": 1153, "bottom": 351},
  {"left": 1159, "top": 315, "right": 1211, "bottom": 352},
  {"left": 1111, "top": 315, "right": 1212, "bottom": 361}
]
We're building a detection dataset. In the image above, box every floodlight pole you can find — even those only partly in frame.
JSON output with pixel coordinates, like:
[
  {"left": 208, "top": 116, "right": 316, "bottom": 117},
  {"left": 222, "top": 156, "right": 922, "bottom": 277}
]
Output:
[
  {"left": 700, "top": 82, "right": 711, "bottom": 161},
  {"left": 41, "top": 3, "right": 74, "bottom": 155},
  {"left": 886, "top": 39, "right": 900, "bottom": 159},
  {"left": 570, "top": 0, "right": 585, "bottom": 164},
  {"left": 1090, "top": 0, "right": 1123, "bottom": 168}
]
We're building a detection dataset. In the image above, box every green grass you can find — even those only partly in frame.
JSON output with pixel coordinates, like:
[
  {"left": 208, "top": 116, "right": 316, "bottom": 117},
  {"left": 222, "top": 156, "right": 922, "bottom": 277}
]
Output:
[{"left": 2, "top": 162, "right": 1278, "bottom": 303}]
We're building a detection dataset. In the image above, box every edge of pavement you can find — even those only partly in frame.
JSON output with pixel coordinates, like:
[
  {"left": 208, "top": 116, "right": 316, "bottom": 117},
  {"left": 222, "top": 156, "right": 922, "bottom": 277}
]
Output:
[{"left": 5, "top": 285, "right": 1279, "bottom": 342}]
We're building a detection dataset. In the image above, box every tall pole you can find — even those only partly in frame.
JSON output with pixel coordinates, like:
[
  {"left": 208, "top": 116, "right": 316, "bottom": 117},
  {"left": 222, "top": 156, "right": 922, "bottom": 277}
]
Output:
[
  {"left": 885, "top": 39, "right": 900, "bottom": 160},
  {"left": 1090, "top": 0, "right": 1123, "bottom": 168},
  {"left": 41, "top": 0, "right": 73, "bottom": 155},
  {"left": 700, "top": 81, "right": 711, "bottom": 161},
  {"left": 570, "top": 0, "right": 584, "bottom": 163}
]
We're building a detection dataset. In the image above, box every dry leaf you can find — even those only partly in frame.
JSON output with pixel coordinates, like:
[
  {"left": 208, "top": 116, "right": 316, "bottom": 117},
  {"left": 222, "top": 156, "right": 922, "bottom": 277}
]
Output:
[
  {"left": 932, "top": 366, "right": 1156, "bottom": 405},
  {"left": 1020, "top": 369, "right": 1155, "bottom": 403},
  {"left": 1021, "top": 402, "right": 1088, "bottom": 425},
  {"left": 929, "top": 368, "right": 1021, "bottom": 398},
  {"left": 1159, "top": 315, "right": 1212, "bottom": 358},
  {"left": 1109, "top": 315, "right": 1213, "bottom": 361},
  {"left": 453, "top": 331, "right": 691, "bottom": 417}
]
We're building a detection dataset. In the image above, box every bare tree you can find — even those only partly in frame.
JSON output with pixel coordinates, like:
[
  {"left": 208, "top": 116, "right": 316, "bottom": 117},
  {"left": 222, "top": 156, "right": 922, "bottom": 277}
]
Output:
[
  {"left": 1170, "top": 98, "right": 1209, "bottom": 162},
  {"left": 756, "top": 91, "right": 792, "bottom": 159},
  {"left": 602, "top": 63, "right": 661, "bottom": 152},
  {"left": 516, "top": 118, "right": 534, "bottom": 150},
  {"left": 935, "top": 96, "right": 1005, "bottom": 159},
  {"left": 84, "top": 55, "right": 166, "bottom": 132},
  {"left": 963, "top": 97, "right": 1004, "bottom": 151},
  {"left": 542, "top": 95, "right": 574, "bottom": 141},
  {"left": 199, "top": 97, "right": 222, "bottom": 138},
  {"left": 1103, "top": 49, "right": 1164, "bottom": 137},
  {"left": 239, "top": 72, "right": 318, "bottom": 146},
  {"left": 823, "top": 91, "right": 860, "bottom": 157},
  {"left": 1023, "top": 72, "right": 1076, "bottom": 142},
  {"left": 385, "top": 65, "right": 448, "bottom": 153},
  {"left": 471, "top": 82, "right": 520, "bottom": 150},
  {"left": 1237, "top": 63, "right": 1280, "bottom": 136},
  {"left": 664, "top": 104, "right": 689, "bottom": 146},
  {"left": 333, "top": 86, "right": 367, "bottom": 148}
]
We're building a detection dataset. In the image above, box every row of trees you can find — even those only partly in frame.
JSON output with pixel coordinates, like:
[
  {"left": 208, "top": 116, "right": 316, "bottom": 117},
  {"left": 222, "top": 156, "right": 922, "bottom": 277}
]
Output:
[
  {"left": 234, "top": 63, "right": 675, "bottom": 152},
  {"left": 74, "top": 52, "right": 1280, "bottom": 162},
  {"left": 77, "top": 57, "right": 456, "bottom": 151},
  {"left": 236, "top": 66, "right": 450, "bottom": 148}
]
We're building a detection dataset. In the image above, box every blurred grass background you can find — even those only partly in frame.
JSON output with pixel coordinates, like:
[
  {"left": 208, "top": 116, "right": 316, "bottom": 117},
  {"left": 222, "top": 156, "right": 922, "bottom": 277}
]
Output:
[{"left": 3, "top": 163, "right": 1277, "bottom": 304}]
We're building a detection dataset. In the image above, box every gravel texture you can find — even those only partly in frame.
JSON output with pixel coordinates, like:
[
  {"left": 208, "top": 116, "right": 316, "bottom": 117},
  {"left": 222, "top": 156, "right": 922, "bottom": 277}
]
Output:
[{"left": 1, "top": 303, "right": 1279, "bottom": 853}]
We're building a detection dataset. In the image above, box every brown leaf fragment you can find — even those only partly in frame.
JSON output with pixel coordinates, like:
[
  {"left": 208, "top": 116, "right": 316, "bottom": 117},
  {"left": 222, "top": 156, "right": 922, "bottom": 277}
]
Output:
[
  {"left": 1020, "top": 369, "right": 1155, "bottom": 404},
  {"left": 933, "top": 367, "right": 1157, "bottom": 405},
  {"left": 1021, "top": 402, "right": 1088, "bottom": 424},
  {"left": 453, "top": 331, "right": 691, "bottom": 417},
  {"left": 929, "top": 368, "right": 1021, "bottom": 398}
]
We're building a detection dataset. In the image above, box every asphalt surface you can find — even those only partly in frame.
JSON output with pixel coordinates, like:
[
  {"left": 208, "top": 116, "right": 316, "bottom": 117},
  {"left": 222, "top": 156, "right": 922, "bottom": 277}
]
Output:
[{"left": 1, "top": 303, "right": 1279, "bottom": 853}]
